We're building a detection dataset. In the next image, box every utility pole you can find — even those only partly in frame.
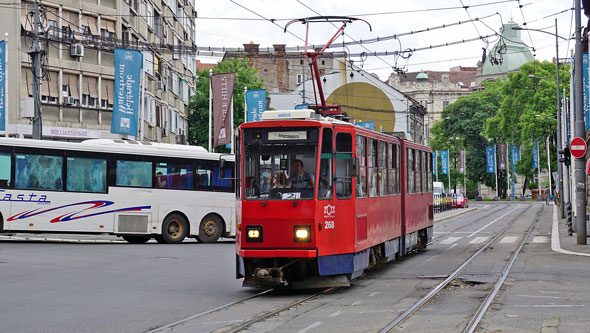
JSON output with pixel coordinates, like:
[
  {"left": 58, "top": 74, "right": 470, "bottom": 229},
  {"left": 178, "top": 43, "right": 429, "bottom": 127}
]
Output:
[
  {"left": 573, "top": 0, "right": 587, "bottom": 244},
  {"left": 28, "top": 0, "right": 43, "bottom": 139},
  {"left": 554, "top": 18, "right": 564, "bottom": 218}
]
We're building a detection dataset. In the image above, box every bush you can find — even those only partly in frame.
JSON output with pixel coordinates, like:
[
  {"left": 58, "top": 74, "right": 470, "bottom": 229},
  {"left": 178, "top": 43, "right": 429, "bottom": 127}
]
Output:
[{"left": 528, "top": 182, "right": 538, "bottom": 190}]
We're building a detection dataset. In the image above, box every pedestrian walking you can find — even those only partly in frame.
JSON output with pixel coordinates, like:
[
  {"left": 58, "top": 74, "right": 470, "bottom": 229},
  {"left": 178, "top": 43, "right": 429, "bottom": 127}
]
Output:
[{"left": 544, "top": 187, "right": 550, "bottom": 205}]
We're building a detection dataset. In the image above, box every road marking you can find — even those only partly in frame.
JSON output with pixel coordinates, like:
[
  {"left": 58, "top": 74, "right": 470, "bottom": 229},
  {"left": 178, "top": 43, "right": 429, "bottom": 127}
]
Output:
[
  {"left": 469, "top": 237, "right": 489, "bottom": 244},
  {"left": 509, "top": 304, "right": 585, "bottom": 308},
  {"left": 369, "top": 292, "right": 380, "bottom": 297},
  {"left": 440, "top": 237, "right": 462, "bottom": 245},
  {"left": 329, "top": 311, "right": 344, "bottom": 317},
  {"left": 500, "top": 236, "right": 518, "bottom": 244},
  {"left": 352, "top": 301, "right": 362, "bottom": 306},
  {"left": 468, "top": 206, "right": 520, "bottom": 237},
  {"left": 517, "top": 294, "right": 569, "bottom": 299},
  {"left": 443, "top": 244, "right": 459, "bottom": 251},
  {"left": 538, "top": 291, "right": 562, "bottom": 294},
  {"left": 551, "top": 205, "right": 590, "bottom": 257},
  {"left": 532, "top": 236, "right": 550, "bottom": 243},
  {"left": 298, "top": 322, "right": 323, "bottom": 333}
]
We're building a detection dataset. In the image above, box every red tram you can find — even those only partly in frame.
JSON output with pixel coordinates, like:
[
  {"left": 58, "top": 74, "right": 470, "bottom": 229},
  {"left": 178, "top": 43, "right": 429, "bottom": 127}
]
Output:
[{"left": 235, "top": 109, "right": 433, "bottom": 288}]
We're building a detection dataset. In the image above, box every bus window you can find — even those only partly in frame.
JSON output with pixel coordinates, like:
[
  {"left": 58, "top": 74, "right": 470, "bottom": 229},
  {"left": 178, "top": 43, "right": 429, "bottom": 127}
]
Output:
[
  {"left": 355, "top": 135, "right": 367, "bottom": 198},
  {"left": 0, "top": 153, "right": 10, "bottom": 187},
  {"left": 116, "top": 160, "right": 152, "bottom": 188},
  {"left": 335, "top": 132, "right": 352, "bottom": 199},
  {"left": 155, "top": 162, "right": 193, "bottom": 190},
  {"left": 318, "top": 128, "right": 333, "bottom": 200},
  {"left": 212, "top": 162, "right": 233, "bottom": 192},
  {"left": 67, "top": 157, "right": 107, "bottom": 193},
  {"left": 15, "top": 154, "right": 63, "bottom": 191}
]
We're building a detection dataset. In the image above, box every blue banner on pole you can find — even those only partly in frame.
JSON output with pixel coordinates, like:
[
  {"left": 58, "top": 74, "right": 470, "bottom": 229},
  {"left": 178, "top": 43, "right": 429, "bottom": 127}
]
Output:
[
  {"left": 440, "top": 150, "right": 449, "bottom": 175},
  {"left": 433, "top": 151, "right": 437, "bottom": 175},
  {"left": 356, "top": 121, "right": 375, "bottom": 130},
  {"left": 0, "top": 41, "right": 5, "bottom": 131},
  {"left": 584, "top": 52, "right": 589, "bottom": 132},
  {"left": 245, "top": 89, "right": 266, "bottom": 122},
  {"left": 510, "top": 145, "right": 521, "bottom": 165},
  {"left": 486, "top": 146, "right": 496, "bottom": 173},
  {"left": 111, "top": 48, "right": 143, "bottom": 136},
  {"left": 532, "top": 142, "right": 539, "bottom": 169}
]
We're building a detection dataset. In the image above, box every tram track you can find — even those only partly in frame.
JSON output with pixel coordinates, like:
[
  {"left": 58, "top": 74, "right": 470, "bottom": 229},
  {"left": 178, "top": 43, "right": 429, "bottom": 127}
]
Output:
[{"left": 379, "top": 203, "right": 542, "bottom": 332}]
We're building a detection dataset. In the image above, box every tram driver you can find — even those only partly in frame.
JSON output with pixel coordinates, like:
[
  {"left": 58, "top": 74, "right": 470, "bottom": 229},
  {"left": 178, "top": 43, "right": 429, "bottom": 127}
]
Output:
[{"left": 287, "top": 159, "right": 315, "bottom": 189}]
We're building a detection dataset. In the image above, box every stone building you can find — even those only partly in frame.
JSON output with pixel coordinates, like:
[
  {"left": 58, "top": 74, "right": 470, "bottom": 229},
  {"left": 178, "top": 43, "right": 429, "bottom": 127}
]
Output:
[{"left": 1, "top": 0, "right": 197, "bottom": 142}]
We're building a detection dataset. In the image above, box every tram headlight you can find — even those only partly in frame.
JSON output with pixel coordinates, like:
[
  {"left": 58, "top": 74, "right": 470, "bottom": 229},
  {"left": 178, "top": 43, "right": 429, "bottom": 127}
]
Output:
[
  {"left": 245, "top": 225, "right": 263, "bottom": 242},
  {"left": 294, "top": 225, "right": 311, "bottom": 243}
]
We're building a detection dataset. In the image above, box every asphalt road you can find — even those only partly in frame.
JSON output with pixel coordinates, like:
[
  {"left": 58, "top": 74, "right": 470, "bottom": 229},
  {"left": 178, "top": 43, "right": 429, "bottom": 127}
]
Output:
[{"left": 0, "top": 239, "right": 260, "bottom": 333}]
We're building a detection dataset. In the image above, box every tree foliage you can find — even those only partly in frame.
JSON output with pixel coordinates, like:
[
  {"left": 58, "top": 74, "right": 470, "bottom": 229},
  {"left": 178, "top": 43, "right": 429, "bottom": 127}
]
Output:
[
  {"left": 431, "top": 60, "right": 570, "bottom": 197},
  {"left": 188, "top": 58, "right": 265, "bottom": 151}
]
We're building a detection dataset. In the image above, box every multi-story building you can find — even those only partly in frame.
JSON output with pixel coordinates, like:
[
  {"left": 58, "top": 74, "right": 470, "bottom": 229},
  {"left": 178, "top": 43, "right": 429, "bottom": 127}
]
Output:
[{"left": 2, "top": 0, "right": 197, "bottom": 142}]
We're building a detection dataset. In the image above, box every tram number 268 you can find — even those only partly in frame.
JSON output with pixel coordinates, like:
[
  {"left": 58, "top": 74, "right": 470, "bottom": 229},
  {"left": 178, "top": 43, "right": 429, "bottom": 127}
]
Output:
[{"left": 324, "top": 221, "right": 335, "bottom": 229}]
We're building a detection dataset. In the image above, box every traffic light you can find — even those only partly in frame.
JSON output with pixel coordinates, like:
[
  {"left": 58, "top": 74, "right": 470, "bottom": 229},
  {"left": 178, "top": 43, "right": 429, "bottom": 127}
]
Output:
[{"left": 558, "top": 147, "right": 571, "bottom": 167}]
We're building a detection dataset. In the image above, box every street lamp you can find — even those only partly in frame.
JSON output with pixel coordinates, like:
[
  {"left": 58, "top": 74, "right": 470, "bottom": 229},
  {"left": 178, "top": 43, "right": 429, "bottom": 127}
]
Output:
[
  {"left": 535, "top": 114, "right": 556, "bottom": 199},
  {"left": 515, "top": 20, "right": 566, "bottom": 218}
]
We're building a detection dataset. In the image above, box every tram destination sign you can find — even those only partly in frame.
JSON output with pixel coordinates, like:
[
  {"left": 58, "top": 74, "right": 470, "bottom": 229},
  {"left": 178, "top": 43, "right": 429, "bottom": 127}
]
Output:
[{"left": 268, "top": 131, "right": 307, "bottom": 140}]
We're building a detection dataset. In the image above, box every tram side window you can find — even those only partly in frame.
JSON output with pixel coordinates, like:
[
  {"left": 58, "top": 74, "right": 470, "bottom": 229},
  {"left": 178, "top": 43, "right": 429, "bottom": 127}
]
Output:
[
  {"left": 423, "top": 151, "right": 428, "bottom": 193},
  {"left": 428, "top": 152, "right": 433, "bottom": 192},
  {"left": 116, "top": 160, "right": 152, "bottom": 188},
  {"left": 368, "top": 139, "right": 378, "bottom": 198},
  {"left": 355, "top": 135, "right": 367, "bottom": 198},
  {"left": 406, "top": 148, "right": 415, "bottom": 194},
  {"left": 15, "top": 154, "right": 63, "bottom": 191},
  {"left": 0, "top": 153, "right": 11, "bottom": 187},
  {"left": 379, "top": 141, "right": 387, "bottom": 196},
  {"left": 396, "top": 144, "right": 401, "bottom": 194},
  {"left": 155, "top": 162, "right": 193, "bottom": 190},
  {"left": 414, "top": 150, "right": 422, "bottom": 193},
  {"left": 318, "top": 128, "right": 333, "bottom": 200},
  {"left": 388, "top": 143, "right": 394, "bottom": 195},
  {"left": 335, "top": 132, "right": 353, "bottom": 199},
  {"left": 67, "top": 157, "right": 107, "bottom": 193}
]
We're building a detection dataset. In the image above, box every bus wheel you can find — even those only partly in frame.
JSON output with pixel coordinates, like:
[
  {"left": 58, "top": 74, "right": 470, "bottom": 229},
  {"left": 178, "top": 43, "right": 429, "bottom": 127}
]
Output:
[
  {"left": 122, "top": 235, "right": 151, "bottom": 244},
  {"left": 160, "top": 214, "right": 188, "bottom": 244},
  {"left": 199, "top": 215, "right": 223, "bottom": 243}
]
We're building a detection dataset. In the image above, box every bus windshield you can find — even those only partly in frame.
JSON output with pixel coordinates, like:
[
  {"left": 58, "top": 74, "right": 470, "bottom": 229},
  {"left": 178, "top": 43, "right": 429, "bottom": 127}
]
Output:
[{"left": 243, "top": 128, "right": 318, "bottom": 201}]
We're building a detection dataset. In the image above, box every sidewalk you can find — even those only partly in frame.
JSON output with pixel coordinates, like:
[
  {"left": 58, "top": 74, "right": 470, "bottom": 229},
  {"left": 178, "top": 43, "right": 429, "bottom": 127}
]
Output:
[{"left": 551, "top": 203, "right": 590, "bottom": 256}]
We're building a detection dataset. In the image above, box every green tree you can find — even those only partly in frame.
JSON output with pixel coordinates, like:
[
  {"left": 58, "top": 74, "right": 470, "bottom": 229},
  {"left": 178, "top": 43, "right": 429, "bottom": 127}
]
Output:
[{"left": 188, "top": 58, "right": 265, "bottom": 151}]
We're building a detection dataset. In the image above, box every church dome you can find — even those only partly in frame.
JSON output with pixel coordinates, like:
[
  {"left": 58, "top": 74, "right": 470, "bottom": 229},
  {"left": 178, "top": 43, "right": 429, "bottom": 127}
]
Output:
[{"left": 416, "top": 70, "right": 429, "bottom": 82}]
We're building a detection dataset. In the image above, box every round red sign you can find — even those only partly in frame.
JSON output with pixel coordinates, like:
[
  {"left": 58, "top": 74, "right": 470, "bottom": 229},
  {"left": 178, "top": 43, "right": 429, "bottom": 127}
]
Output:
[{"left": 570, "top": 137, "right": 587, "bottom": 159}]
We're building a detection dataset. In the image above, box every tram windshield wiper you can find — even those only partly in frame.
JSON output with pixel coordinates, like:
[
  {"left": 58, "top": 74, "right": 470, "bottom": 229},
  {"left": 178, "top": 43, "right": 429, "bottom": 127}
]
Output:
[{"left": 261, "top": 192, "right": 270, "bottom": 207}]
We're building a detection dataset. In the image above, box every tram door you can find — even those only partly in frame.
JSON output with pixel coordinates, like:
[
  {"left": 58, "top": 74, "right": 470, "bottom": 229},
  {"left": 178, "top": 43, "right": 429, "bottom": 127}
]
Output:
[{"left": 316, "top": 126, "right": 356, "bottom": 255}]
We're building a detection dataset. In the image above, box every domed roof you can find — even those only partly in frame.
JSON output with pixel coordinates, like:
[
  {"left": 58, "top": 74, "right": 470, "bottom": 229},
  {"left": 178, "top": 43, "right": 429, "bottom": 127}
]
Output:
[
  {"left": 416, "top": 70, "right": 429, "bottom": 81},
  {"left": 482, "top": 20, "right": 534, "bottom": 75}
]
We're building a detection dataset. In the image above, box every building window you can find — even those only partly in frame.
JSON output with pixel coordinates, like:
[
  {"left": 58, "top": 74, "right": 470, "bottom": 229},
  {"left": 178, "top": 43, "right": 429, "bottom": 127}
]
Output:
[
  {"left": 296, "top": 74, "right": 306, "bottom": 85},
  {"left": 443, "top": 100, "right": 449, "bottom": 109}
]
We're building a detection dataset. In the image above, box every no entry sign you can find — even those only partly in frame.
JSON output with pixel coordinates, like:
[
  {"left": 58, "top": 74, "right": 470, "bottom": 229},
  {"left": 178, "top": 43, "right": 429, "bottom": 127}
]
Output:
[{"left": 570, "top": 137, "right": 587, "bottom": 159}]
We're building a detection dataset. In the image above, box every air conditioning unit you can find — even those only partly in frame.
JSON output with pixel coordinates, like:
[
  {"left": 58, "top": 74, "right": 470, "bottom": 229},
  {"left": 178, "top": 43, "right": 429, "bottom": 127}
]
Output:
[
  {"left": 64, "top": 96, "right": 75, "bottom": 105},
  {"left": 161, "top": 127, "right": 168, "bottom": 137},
  {"left": 70, "top": 44, "right": 84, "bottom": 57}
]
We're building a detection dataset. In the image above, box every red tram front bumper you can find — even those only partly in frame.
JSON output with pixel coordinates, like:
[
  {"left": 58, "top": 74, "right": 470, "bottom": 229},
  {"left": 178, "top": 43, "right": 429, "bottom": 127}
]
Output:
[{"left": 238, "top": 249, "right": 317, "bottom": 258}]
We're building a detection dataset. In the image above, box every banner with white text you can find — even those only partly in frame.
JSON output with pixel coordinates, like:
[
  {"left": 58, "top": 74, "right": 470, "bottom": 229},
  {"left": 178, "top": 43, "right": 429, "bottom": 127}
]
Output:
[
  {"left": 212, "top": 72, "right": 236, "bottom": 147},
  {"left": 111, "top": 48, "right": 143, "bottom": 136},
  {"left": 245, "top": 89, "right": 266, "bottom": 122},
  {"left": 0, "top": 41, "right": 5, "bottom": 131}
]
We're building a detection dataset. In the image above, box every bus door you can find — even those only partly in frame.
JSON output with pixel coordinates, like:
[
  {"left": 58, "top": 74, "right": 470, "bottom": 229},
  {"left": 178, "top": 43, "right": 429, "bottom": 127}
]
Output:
[{"left": 317, "top": 126, "right": 356, "bottom": 255}]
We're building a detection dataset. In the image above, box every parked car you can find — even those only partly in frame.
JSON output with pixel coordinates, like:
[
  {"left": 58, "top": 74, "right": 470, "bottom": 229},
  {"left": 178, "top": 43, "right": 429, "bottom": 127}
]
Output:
[{"left": 456, "top": 194, "right": 469, "bottom": 208}]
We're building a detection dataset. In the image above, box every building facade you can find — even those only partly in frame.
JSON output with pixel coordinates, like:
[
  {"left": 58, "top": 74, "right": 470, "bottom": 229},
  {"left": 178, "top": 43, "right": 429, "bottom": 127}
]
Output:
[{"left": 2, "top": 0, "right": 197, "bottom": 142}]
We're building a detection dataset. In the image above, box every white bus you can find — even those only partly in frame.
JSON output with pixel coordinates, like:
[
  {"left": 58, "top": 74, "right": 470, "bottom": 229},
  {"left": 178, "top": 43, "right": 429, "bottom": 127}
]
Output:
[{"left": 0, "top": 138, "right": 235, "bottom": 243}]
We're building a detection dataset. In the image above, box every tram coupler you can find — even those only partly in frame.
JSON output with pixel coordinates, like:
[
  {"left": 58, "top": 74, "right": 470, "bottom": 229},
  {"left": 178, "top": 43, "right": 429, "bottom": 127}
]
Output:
[{"left": 254, "top": 267, "right": 288, "bottom": 286}]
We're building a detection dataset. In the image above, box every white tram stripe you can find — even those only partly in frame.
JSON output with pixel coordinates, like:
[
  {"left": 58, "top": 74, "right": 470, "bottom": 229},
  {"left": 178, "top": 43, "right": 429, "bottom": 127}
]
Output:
[
  {"left": 469, "top": 237, "right": 489, "bottom": 244},
  {"left": 298, "top": 322, "right": 323, "bottom": 333},
  {"left": 329, "top": 311, "right": 344, "bottom": 317},
  {"left": 440, "top": 237, "right": 462, "bottom": 245},
  {"left": 500, "top": 236, "right": 518, "bottom": 244},
  {"left": 532, "top": 236, "right": 550, "bottom": 243}
]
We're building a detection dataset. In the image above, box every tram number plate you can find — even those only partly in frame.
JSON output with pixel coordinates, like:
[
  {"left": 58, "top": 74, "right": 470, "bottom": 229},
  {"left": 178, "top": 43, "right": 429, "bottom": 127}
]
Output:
[{"left": 324, "top": 221, "right": 335, "bottom": 229}]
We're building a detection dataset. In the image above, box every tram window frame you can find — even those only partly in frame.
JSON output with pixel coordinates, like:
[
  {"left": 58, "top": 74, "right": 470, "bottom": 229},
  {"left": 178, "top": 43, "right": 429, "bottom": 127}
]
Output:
[
  {"left": 387, "top": 143, "right": 394, "bottom": 195},
  {"left": 318, "top": 128, "right": 333, "bottom": 200},
  {"left": 423, "top": 151, "right": 428, "bottom": 193},
  {"left": 368, "top": 138, "right": 378, "bottom": 198},
  {"left": 0, "top": 152, "right": 11, "bottom": 188},
  {"left": 406, "top": 148, "right": 415, "bottom": 194},
  {"left": 14, "top": 153, "right": 64, "bottom": 191},
  {"left": 379, "top": 141, "right": 387, "bottom": 197},
  {"left": 236, "top": 130, "right": 242, "bottom": 199},
  {"left": 335, "top": 132, "right": 353, "bottom": 199},
  {"left": 416, "top": 149, "right": 422, "bottom": 193},
  {"left": 428, "top": 152, "right": 433, "bottom": 192},
  {"left": 355, "top": 135, "right": 367, "bottom": 198}
]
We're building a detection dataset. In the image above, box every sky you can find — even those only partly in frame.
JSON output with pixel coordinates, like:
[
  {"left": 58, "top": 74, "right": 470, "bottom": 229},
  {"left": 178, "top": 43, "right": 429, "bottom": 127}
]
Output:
[{"left": 194, "top": 0, "right": 574, "bottom": 80}]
